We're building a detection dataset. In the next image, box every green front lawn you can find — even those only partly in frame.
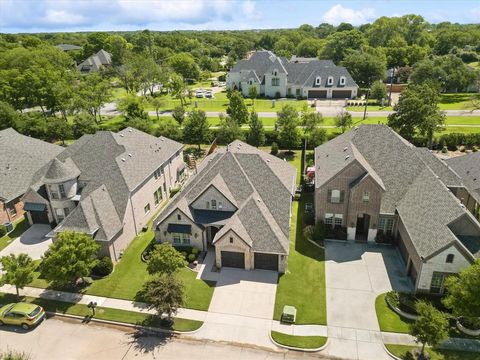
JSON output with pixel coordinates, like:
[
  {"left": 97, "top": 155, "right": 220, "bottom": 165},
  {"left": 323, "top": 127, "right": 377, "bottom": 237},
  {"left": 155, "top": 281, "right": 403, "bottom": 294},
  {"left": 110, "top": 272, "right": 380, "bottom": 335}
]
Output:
[
  {"left": 375, "top": 293, "right": 413, "bottom": 333},
  {"left": 385, "top": 344, "right": 480, "bottom": 360},
  {"left": 273, "top": 195, "right": 327, "bottom": 325},
  {"left": 0, "top": 292, "right": 202, "bottom": 332},
  {"left": 0, "top": 218, "right": 30, "bottom": 252},
  {"left": 271, "top": 331, "right": 327, "bottom": 349}
]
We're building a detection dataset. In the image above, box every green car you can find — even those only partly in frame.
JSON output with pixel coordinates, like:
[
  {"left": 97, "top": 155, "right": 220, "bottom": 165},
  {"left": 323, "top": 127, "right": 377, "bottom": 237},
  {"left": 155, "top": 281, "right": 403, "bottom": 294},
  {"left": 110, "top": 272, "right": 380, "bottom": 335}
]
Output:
[{"left": 0, "top": 302, "right": 45, "bottom": 330}]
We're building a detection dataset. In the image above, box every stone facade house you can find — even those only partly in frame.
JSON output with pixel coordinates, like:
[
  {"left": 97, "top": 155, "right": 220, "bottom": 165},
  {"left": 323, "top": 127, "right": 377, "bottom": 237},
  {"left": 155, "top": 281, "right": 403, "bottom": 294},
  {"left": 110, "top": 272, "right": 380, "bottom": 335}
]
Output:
[
  {"left": 314, "top": 125, "right": 480, "bottom": 294},
  {"left": 227, "top": 50, "right": 358, "bottom": 99},
  {"left": 21, "top": 128, "right": 185, "bottom": 261},
  {"left": 0, "top": 128, "right": 63, "bottom": 225},
  {"left": 153, "top": 141, "right": 296, "bottom": 272}
]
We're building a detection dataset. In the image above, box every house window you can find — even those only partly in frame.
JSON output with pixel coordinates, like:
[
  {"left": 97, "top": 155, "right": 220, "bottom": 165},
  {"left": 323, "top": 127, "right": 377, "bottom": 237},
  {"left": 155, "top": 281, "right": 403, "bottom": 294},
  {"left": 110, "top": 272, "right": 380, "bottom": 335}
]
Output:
[
  {"left": 327, "top": 76, "right": 334, "bottom": 86},
  {"left": 271, "top": 78, "right": 280, "bottom": 86},
  {"left": 218, "top": 201, "right": 223, "bottom": 209},
  {"left": 154, "top": 168, "right": 161, "bottom": 179},
  {"left": 446, "top": 254, "right": 454, "bottom": 263},
  {"left": 334, "top": 214, "right": 343, "bottom": 226},
  {"left": 340, "top": 76, "right": 346, "bottom": 86},
  {"left": 64, "top": 207, "right": 70, "bottom": 217},
  {"left": 230, "top": 237, "right": 234, "bottom": 244},
  {"left": 249, "top": 79, "right": 253, "bottom": 85},
  {"left": 315, "top": 76, "right": 321, "bottom": 86},
  {"left": 182, "top": 233, "right": 190, "bottom": 245},
  {"left": 59, "top": 184, "right": 66, "bottom": 199},
  {"left": 49, "top": 186, "right": 59, "bottom": 200},
  {"left": 144, "top": 204, "right": 150, "bottom": 214},
  {"left": 363, "top": 191, "right": 370, "bottom": 203},
  {"left": 173, "top": 234, "right": 181, "bottom": 244},
  {"left": 273, "top": 70, "right": 278, "bottom": 76},
  {"left": 154, "top": 187, "right": 162, "bottom": 206},
  {"left": 177, "top": 214, "right": 181, "bottom": 220},
  {"left": 211, "top": 199, "right": 217, "bottom": 210},
  {"left": 330, "top": 189, "right": 341, "bottom": 203},
  {"left": 163, "top": 183, "right": 167, "bottom": 193},
  {"left": 386, "top": 218, "right": 394, "bottom": 234},
  {"left": 206, "top": 201, "right": 210, "bottom": 209},
  {"left": 7, "top": 203, "right": 16, "bottom": 217},
  {"left": 295, "top": 88, "right": 301, "bottom": 96},
  {"left": 325, "top": 213, "right": 334, "bottom": 225},
  {"left": 430, "top": 272, "right": 447, "bottom": 294},
  {"left": 55, "top": 208, "right": 64, "bottom": 222}
]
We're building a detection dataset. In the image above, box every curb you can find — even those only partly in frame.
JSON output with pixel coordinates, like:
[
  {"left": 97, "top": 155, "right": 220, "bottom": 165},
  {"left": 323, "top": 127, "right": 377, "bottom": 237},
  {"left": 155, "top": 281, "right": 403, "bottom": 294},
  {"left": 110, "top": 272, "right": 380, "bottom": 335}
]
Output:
[
  {"left": 268, "top": 331, "right": 329, "bottom": 353},
  {"left": 382, "top": 343, "right": 403, "bottom": 360},
  {"left": 46, "top": 311, "right": 204, "bottom": 335}
]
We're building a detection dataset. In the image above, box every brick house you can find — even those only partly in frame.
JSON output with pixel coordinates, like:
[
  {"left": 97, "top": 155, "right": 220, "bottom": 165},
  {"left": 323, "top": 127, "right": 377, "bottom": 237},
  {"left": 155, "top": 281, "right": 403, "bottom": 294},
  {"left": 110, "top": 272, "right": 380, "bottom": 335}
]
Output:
[
  {"left": 314, "top": 125, "right": 480, "bottom": 294},
  {"left": 21, "top": 128, "right": 185, "bottom": 261},
  {"left": 0, "top": 128, "right": 62, "bottom": 226}
]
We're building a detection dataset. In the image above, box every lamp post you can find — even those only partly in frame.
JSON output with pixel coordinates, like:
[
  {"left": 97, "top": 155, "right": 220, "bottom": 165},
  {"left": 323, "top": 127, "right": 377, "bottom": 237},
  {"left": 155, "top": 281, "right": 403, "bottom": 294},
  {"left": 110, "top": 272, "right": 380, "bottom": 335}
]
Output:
[{"left": 388, "top": 68, "right": 395, "bottom": 106}]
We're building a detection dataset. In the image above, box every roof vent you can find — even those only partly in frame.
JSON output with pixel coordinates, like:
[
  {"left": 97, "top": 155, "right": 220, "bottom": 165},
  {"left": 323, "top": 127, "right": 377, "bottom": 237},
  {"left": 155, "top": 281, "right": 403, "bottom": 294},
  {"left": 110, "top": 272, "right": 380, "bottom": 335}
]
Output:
[
  {"left": 161, "top": 138, "right": 164, "bottom": 141},
  {"left": 343, "top": 147, "right": 348, "bottom": 152},
  {"left": 257, "top": 198, "right": 261, "bottom": 202},
  {"left": 354, "top": 126, "right": 359, "bottom": 130},
  {"left": 121, "top": 158, "right": 126, "bottom": 162},
  {"left": 128, "top": 129, "right": 132, "bottom": 132},
  {"left": 266, "top": 159, "right": 270, "bottom": 162},
  {"left": 345, "top": 155, "right": 350, "bottom": 160},
  {"left": 128, "top": 154, "right": 132, "bottom": 157},
  {"left": 120, "top": 134, "right": 124, "bottom": 137}
]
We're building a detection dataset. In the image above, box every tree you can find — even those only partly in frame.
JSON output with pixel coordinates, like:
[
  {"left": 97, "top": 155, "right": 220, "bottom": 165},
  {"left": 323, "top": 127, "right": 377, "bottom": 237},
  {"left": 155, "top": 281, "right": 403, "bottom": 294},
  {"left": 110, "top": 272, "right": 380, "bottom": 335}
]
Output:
[
  {"left": 183, "top": 109, "right": 210, "bottom": 150},
  {"left": 443, "top": 260, "right": 480, "bottom": 325},
  {"left": 226, "top": 90, "right": 249, "bottom": 125},
  {"left": 155, "top": 118, "right": 182, "bottom": 141},
  {"left": 308, "top": 127, "right": 327, "bottom": 148},
  {"left": 147, "top": 243, "right": 187, "bottom": 275},
  {"left": 335, "top": 111, "right": 353, "bottom": 133},
  {"left": 46, "top": 116, "right": 73, "bottom": 144},
  {"left": 0, "top": 100, "right": 18, "bottom": 130},
  {"left": 370, "top": 81, "right": 388, "bottom": 103},
  {"left": 217, "top": 114, "right": 243, "bottom": 144},
  {"left": 248, "top": 86, "right": 258, "bottom": 105},
  {"left": 247, "top": 111, "right": 265, "bottom": 147},
  {"left": 72, "top": 113, "right": 98, "bottom": 139},
  {"left": 409, "top": 301, "right": 449, "bottom": 359},
  {"left": 276, "top": 104, "right": 300, "bottom": 151},
  {"left": 105, "top": 34, "right": 129, "bottom": 66},
  {"left": 296, "top": 38, "right": 323, "bottom": 58},
  {"left": 320, "top": 30, "right": 367, "bottom": 63},
  {"left": 0, "top": 253, "right": 36, "bottom": 298},
  {"left": 388, "top": 83, "right": 445, "bottom": 147},
  {"left": 128, "top": 117, "right": 153, "bottom": 134},
  {"left": 16, "top": 112, "right": 47, "bottom": 140},
  {"left": 41, "top": 231, "right": 100, "bottom": 286},
  {"left": 75, "top": 73, "right": 112, "bottom": 123},
  {"left": 118, "top": 95, "right": 148, "bottom": 121},
  {"left": 150, "top": 97, "right": 164, "bottom": 120},
  {"left": 168, "top": 53, "right": 200, "bottom": 81},
  {"left": 171, "top": 105, "right": 186, "bottom": 125},
  {"left": 342, "top": 48, "right": 387, "bottom": 88},
  {"left": 140, "top": 274, "right": 185, "bottom": 323},
  {"left": 169, "top": 73, "right": 187, "bottom": 107}
]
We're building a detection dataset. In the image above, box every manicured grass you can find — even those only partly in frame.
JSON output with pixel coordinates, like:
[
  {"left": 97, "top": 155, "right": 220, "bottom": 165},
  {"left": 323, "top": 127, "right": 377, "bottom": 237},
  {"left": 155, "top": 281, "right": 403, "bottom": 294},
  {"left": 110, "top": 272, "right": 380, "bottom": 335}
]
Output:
[
  {"left": 385, "top": 344, "right": 480, "bottom": 360},
  {"left": 443, "top": 116, "right": 480, "bottom": 125},
  {"left": 375, "top": 293, "right": 413, "bottom": 333},
  {"left": 346, "top": 105, "right": 393, "bottom": 112},
  {"left": 439, "top": 93, "right": 475, "bottom": 110},
  {"left": 0, "top": 218, "right": 30, "bottom": 252},
  {"left": 271, "top": 331, "right": 327, "bottom": 349},
  {"left": 0, "top": 292, "right": 202, "bottom": 332},
  {"left": 273, "top": 195, "right": 327, "bottom": 325},
  {"left": 440, "top": 127, "right": 480, "bottom": 135}
]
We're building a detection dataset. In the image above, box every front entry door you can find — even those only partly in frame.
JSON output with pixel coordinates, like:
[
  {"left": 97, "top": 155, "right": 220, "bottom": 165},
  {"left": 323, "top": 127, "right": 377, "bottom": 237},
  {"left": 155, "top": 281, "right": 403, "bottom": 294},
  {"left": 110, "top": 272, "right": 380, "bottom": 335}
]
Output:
[{"left": 355, "top": 214, "right": 370, "bottom": 242}]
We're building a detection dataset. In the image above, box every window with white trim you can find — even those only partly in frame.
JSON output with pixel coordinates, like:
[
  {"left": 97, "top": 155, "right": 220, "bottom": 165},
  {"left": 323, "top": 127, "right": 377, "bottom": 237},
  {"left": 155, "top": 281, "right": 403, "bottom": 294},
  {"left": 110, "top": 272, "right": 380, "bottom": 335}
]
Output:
[
  {"left": 173, "top": 234, "right": 181, "bottom": 244},
  {"left": 55, "top": 208, "right": 64, "bottom": 222},
  {"left": 218, "top": 201, "right": 223, "bottom": 209},
  {"left": 154, "top": 187, "right": 162, "bottom": 206},
  {"left": 49, "top": 185, "right": 59, "bottom": 200},
  {"left": 182, "top": 233, "right": 190, "bottom": 245},
  {"left": 334, "top": 214, "right": 343, "bottom": 226},
  {"left": 363, "top": 191, "right": 370, "bottom": 203},
  {"left": 144, "top": 203, "right": 150, "bottom": 214},
  {"left": 327, "top": 76, "right": 334, "bottom": 86},
  {"left": 331, "top": 189, "right": 341, "bottom": 203},
  {"left": 325, "top": 213, "right": 334, "bottom": 225},
  {"left": 340, "top": 76, "right": 346, "bottom": 86},
  {"left": 59, "top": 184, "right": 66, "bottom": 199},
  {"left": 315, "top": 76, "right": 321, "bottom": 86},
  {"left": 271, "top": 78, "right": 280, "bottom": 86},
  {"left": 211, "top": 199, "right": 217, "bottom": 209},
  {"left": 446, "top": 254, "right": 454, "bottom": 263}
]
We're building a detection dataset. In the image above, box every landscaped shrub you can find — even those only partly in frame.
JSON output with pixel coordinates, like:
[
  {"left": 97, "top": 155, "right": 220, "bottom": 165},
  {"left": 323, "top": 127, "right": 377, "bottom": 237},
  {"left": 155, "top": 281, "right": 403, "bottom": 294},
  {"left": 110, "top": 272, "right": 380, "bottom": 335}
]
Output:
[
  {"left": 271, "top": 142, "right": 279, "bottom": 155},
  {"left": 169, "top": 186, "right": 181, "bottom": 198},
  {"left": 191, "top": 248, "right": 199, "bottom": 256},
  {"left": 313, "top": 221, "right": 326, "bottom": 246},
  {"left": 92, "top": 256, "right": 113, "bottom": 277},
  {"left": 188, "top": 254, "right": 196, "bottom": 262},
  {"left": 181, "top": 251, "right": 188, "bottom": 259},
  {"left": 386, "top": 290, "right": 400, "bottom": 309}
]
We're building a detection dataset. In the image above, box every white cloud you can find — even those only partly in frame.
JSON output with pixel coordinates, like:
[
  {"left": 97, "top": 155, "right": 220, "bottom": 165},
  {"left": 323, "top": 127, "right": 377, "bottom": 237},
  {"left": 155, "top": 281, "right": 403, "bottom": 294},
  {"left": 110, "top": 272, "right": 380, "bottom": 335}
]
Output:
[
  {"left": 323, "top": 4, "right": 375, "bottom": 25},
  {"left": 242, "top": 0, "right": 261, "bottom": 20},
  {"left": 44, "top": 10, "right": 86, "bottom": 25}
]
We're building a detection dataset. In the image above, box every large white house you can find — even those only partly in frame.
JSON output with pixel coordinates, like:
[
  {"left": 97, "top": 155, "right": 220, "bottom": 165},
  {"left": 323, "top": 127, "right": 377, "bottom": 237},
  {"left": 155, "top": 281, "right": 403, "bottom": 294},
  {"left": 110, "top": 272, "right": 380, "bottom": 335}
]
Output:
[{"left": 227, "top": 50, "right": 358, "bottom": 99}]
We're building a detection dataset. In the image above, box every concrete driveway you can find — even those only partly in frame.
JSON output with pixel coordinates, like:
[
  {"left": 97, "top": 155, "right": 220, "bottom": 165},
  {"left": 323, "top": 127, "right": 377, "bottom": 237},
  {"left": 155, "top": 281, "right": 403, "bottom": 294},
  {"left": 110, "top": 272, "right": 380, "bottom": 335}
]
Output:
[
  {"left": 0, "top": 224, "right": 52, "bottom": 260},
  {"left": 324, "top": 240, "right": 412, "bottom": 360}
]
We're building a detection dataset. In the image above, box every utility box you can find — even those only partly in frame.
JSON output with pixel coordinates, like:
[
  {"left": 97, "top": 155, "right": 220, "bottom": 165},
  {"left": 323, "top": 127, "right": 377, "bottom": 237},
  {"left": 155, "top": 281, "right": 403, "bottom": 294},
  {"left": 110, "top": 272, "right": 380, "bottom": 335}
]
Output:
[
  {"left": 4, "top": 222, "right": 13, "bottom": 233},
  {"left": 281, "top": 305, "right": 297, "bottom": 324}
]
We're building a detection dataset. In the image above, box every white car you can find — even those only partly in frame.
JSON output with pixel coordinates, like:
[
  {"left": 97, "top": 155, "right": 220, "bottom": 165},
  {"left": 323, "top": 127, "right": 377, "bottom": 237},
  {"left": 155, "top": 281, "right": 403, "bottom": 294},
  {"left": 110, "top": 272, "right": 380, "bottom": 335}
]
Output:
[{"left": 195, "top": 89, "right": 204, "bottom": 98}]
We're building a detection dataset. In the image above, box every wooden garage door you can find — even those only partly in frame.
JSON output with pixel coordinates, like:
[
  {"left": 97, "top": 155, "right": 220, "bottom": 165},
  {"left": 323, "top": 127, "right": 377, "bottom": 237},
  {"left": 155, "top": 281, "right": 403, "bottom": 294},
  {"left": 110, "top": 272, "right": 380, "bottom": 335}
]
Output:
[
  {"left": 308, "top": 90, "right": 327, "bottom": 99},
  {"left": 254, "top": 253, "right": 278, "bottom": 271},
  {"left": 221, "top": 251, "right": 245, "bottom": 269},
  {"left": 332, "top": 90, "right": 352, "bottom": 99}
]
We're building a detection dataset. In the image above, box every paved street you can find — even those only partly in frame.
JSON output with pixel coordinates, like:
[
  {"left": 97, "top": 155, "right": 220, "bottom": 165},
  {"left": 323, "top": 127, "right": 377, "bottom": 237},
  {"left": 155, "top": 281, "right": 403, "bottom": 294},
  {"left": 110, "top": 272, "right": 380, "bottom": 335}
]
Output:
[
  {"left": 0, "top": 317, "right": 333, "bottom": 360},
  {"left": 324, "top": 240, "right": 412, "bottom": 360},
  {"left": 0, "top": 224, "right": 52, "bottom": 261}
]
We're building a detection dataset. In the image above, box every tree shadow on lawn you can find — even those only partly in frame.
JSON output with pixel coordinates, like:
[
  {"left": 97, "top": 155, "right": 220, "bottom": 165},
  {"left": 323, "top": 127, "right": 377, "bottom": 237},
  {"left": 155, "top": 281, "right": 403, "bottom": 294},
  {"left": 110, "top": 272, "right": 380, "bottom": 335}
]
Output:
[{"left": 440, "top": 93, "right": 472, "bottom": 104}]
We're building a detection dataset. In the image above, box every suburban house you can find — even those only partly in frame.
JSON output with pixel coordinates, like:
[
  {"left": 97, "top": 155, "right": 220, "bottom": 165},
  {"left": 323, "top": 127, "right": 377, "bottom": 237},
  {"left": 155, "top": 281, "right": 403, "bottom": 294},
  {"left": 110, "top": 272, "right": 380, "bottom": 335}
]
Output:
[
  {"left": 77, "top": 49, "right": 112, "bottom": 74},
  {"left": 314, "top": 125, "right": 480, "bottom": 294},
  {"left": 21, "top": 128, "right": 185, "bottom": 261},
  {"left": 445, "top": 152, "right": 480, "bottom": 221},
  {"left": 226, "top": 50, "right": 358, "bottom": 99},
  {"left": 153, "top": 140, "right": 296, "bottom": 272},
  {"left": 0, "top": 128, "right": 63, "bottom": 225}
]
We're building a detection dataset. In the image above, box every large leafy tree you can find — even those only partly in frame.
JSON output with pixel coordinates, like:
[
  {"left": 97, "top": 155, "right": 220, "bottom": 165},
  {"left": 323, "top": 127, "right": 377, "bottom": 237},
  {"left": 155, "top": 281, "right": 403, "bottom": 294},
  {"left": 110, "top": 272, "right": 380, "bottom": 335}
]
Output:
[
  {"left": 247, "top": 111, "right": 265, "bottom": 147},
  {"left": 155, "top": 118, "right": 182, "bottom": 142},
  {"left": 168, "top": 73, "right": 188, "bottom": 107},
  {"left": 118, "top": 95, "right": 148, "bottom": 121},
  {"left": 276, "top": 104, "right": 300, "bottom": 151},
  {"left": 168, "top": 53, "right": 200, "bottom": 81},
  {"left": 75, "top": 73, "right": 112, "bottom": 123},
  {"left": 226, "top": 90, "right": 249, "bottom": 125},
  {"left": 41, "top": 231, "right": 100, "bottom": 286},
  {"left": 72, "top": 113, "right": 98, "bottom": 139},
  {"left": 335, "top": 111, "right": 353, "bottom": 133},
  {"left": 319, "top": 30, "right": 367, "bottom": 63},
  {"left": 0, "top": 253, "right": 36, "bottom": 298},
  {"left": 342, "top": 47, "right": 387, "bottom": 88},
  {"left": 388, "top": 83, "right": 445, "bottom": 147},
  {"left": 147, "top": 243, "right": 187, "bottom": 275},
  {"left": 140, "top": 274, "right": 185, "bottom": 323},
  {"left": 295, "top": 38, "right": 323, "bottom": 58},
  {"left": 443, "top": 260, "right": 480, "bottom": 325},
  {"left": 183, "top": 109, "right": 210, "bottom": 150},
  {"left": 217, "top": 114, "right": 243, "bottom": 144},
  {"left": 409, "top": 301, "right": 449, "bottom": 358},
  {"left": 0, "top": 101, "right": 18, "bottom": 130}
]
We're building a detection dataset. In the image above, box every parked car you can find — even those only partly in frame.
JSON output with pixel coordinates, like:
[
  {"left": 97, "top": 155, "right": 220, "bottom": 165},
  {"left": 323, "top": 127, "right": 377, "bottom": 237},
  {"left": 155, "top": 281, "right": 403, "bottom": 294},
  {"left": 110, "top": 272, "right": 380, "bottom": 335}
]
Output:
[
  {"left": 0, "top": 302, "right": 45, "bottom": 330},
  {"left": 305, "top": 202, "right": 314, "bottom": 213},
  {"left": 205, "top": 90, "right": 213, "bottom": 98},
  {"left": 195, "top": 89, "right": 204, "bottom": 98}
]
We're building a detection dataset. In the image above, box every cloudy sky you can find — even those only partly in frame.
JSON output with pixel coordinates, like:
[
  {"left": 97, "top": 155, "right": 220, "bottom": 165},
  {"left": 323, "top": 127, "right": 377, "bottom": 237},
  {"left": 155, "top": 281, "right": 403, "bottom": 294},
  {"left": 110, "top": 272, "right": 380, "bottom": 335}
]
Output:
[{"left": 0, "top": 0, "right": 479, "bottom": 33}]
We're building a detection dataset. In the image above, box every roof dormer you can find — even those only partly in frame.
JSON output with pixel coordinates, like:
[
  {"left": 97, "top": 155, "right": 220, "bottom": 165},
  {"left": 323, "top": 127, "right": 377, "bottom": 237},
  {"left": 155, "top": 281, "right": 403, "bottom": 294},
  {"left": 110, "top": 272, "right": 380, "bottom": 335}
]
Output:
[
  {"left": 315, "top": 76, "right": 321, "bottom": 86},
  {"left": 327, "top": 76, "right": 334, "bottom": 86},
  {"left": 339, "top": 76, "right": 346, "bottom": 86}
]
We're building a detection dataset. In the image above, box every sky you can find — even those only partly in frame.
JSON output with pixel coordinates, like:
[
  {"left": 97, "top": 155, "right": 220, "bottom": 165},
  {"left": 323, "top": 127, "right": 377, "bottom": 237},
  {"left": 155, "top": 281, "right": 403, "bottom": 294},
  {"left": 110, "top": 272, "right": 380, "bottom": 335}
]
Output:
[{"left": 0, "top": 0, "right": 479, "bottom": 33}]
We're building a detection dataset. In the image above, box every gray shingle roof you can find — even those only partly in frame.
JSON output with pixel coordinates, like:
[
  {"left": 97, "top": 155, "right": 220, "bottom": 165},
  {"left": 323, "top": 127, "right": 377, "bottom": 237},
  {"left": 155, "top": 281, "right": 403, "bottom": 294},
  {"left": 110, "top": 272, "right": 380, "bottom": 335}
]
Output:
[
  {"left": 0, "top": 128, "right": 63, "bottom": 202},
  {"left": 43, "top": 158, "right": 80, "bottom": 184},
  {"left": 315, "top": 124, "right": 480, "bottom": 259},
  {"left": 154, "top": 140, "right": 296, "bottom": 255},
  {"left": 445, "top": 152, "right": 480, "bottom": 203},
  {"left": 56, "top": 44, "right": 82, "bottom": 51},
  {"left": 77, "top": 49, "right": 112, "bottom": 73}
]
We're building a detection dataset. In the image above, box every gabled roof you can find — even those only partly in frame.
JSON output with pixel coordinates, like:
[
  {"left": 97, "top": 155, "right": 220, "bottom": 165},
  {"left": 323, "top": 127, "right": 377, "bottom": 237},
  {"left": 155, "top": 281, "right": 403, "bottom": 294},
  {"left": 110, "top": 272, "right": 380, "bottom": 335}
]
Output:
[
  {"left": 445, "top": 152, "right": 480, "bottom": 203},
  {"left": 155, "top": 140, "right": 296, "bottom": 255},
  {"left": 0, "top": 128, "right": 63, "bottom": 202},
  {"left": 77, "top": 49, "right": 112, "bottom": 73}
]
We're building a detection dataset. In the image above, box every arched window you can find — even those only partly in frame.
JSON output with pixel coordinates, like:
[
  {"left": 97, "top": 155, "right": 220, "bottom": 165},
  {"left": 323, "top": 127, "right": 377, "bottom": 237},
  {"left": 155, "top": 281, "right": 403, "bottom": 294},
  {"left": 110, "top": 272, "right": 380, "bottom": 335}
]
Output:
[
  {"left": 315, "top": 76, "right": 321, "bottom": 86},
  {"left": 331, "top": 189, "right": 341, "bottom": 203},
  {"left": 273, "top": 69, "right": 278, "bottom": 76},
  {"left": 340, "top": 76, "right": 346, "bottom": 86},
  {"left": 446, "top": 254, "right": 454, "bottom": 263},
  {"left": 327, "top": 76, "right": 334, "bottom": 86}
]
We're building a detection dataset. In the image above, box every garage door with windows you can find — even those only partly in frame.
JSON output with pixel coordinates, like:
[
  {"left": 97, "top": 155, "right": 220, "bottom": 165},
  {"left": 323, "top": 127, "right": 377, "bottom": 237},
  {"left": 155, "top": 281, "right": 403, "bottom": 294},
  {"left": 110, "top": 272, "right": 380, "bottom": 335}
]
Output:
[
  {"left": 332, "top": 90, "right": 352, "bottom": 99},
  {"left": 254, "top": 253, "right": 278, "bottom": 271},
  {"left": 221, "top": 251, "right": 245, "bottom": 269},
  {"left": 308, "top": 90, "right": 327, "bottom": 99}
]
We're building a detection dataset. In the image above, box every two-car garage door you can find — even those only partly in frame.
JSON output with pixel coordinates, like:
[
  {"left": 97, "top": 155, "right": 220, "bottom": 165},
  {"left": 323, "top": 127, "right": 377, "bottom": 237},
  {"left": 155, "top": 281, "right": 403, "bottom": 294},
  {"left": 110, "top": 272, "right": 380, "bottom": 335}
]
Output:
[{"left": 220, "top": 251, "right": 278, "bottom": 271}]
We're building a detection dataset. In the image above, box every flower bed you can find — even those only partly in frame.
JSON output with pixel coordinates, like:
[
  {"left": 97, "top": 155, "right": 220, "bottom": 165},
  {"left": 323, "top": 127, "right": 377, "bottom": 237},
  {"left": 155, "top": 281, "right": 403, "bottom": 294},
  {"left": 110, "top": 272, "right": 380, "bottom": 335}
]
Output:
[
  {"left": 457, "top": 317, "right": 480, "bottom": 336},
  {"left": 385, "top": 291, "right": 418, "bottom": 320}
]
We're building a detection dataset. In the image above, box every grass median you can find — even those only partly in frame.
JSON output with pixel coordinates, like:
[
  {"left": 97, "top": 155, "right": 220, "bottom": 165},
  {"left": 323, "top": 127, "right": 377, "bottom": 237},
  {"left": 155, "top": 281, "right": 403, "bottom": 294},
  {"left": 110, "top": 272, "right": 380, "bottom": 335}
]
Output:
[{"left": 271, "top": 331, "right": 327, "bottom": 349}]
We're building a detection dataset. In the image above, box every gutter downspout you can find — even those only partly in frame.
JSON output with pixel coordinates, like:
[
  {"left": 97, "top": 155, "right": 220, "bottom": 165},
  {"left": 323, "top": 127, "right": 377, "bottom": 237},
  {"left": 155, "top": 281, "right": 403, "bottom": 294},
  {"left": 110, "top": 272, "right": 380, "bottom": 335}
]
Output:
[{"left": 129, "top": 193, "right": 138, "bottom": 236}]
